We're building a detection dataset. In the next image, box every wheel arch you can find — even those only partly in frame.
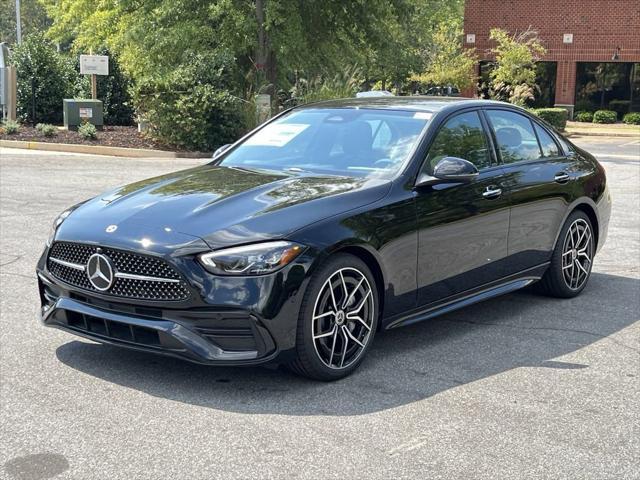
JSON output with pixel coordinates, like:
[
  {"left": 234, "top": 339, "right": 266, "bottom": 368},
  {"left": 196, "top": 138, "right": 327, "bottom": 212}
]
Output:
[
  {"left": 329, "top": 244, "right": 386, "bottom": 330},
  {"left": 551, "top": 198, "right": 600, "bottom": 253},
  {"left": 571, "top": 202, "right": 600, "bottom": 251}
]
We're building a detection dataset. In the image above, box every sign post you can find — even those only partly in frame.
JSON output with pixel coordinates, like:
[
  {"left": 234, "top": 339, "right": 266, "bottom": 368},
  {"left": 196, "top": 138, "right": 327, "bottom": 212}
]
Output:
[{"left": 91, "top": 74, "right": 97, "bottom": 100}]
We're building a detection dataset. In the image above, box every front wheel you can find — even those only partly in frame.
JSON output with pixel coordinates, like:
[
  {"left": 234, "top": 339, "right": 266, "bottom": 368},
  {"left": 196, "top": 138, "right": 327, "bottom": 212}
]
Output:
[
  {"left": 288, "top": 254, "right": 379, "bottom": 381},
  {"left": 538, "top": 211, "right": 595, "bottom": 298}
]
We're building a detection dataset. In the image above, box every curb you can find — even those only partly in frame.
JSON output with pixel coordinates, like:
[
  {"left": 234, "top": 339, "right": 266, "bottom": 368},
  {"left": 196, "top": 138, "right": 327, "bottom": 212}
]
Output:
[
  {"left": 0, "top": 139, "right": 211, "bottom": 158},
  {"left": 565, "top": 130, "right": 640, "bottom": 138}
]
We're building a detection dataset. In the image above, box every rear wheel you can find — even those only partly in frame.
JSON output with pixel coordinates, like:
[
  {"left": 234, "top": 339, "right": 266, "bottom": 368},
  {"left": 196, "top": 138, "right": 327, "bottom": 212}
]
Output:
[
  {"left": 289, "top": 254, "right": 378, "bottom": 381},
  {"left": 538, "top": 211, "right": 595, "bottom": 298}
]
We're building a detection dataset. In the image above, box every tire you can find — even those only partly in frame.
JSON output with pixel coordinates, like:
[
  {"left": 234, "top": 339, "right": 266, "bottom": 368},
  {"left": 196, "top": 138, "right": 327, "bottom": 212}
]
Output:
[
  {"left": 538, "top": 210, "right": 595, "bottom": 298},
  {"left": 288, "top": 253, "right": 379, "bottom": 381}
]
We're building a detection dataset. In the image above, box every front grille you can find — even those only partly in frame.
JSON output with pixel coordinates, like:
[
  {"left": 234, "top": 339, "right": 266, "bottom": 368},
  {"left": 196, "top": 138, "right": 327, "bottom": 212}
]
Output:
[{"left": 47, "top": 242, "right": 190, "bottom": 301}]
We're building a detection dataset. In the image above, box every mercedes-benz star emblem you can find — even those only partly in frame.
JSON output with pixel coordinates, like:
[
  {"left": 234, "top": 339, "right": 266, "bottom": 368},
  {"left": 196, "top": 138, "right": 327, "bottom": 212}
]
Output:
[{"left": 86, "top": 253, "right": 115, "bottom": 291}]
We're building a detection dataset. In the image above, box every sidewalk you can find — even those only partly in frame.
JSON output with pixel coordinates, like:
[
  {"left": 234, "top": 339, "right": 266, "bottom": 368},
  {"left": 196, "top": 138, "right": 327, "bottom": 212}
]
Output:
[{"left": 565, "top": 121, "right": 640, "bottom": 138}]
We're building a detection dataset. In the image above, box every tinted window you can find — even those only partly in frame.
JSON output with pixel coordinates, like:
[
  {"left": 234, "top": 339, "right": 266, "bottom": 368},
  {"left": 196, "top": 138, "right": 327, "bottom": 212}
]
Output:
[
  {"left": 220, "top": 108, "right": 429, "bottom": 178},
  {"left": 555, "top": 134, "right": 576, "bottom": 156},
  {"left": 486, "top": 110, "right": 542, "bottom": 164},
  {"left": 534, "top": 123, "right": 560, "bottom": 157},
  {"left": 424, "top": 111, "right": 491, "bottom": 171}
]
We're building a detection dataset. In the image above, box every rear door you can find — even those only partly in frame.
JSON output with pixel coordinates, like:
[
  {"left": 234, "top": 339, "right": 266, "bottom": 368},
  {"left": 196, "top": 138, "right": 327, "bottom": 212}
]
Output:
[
  {"left": 415, "top": 110, "right": 511, "bottom": 306},
  {"left": 483, "top": 108, "right": 575, "bottom": 274}
]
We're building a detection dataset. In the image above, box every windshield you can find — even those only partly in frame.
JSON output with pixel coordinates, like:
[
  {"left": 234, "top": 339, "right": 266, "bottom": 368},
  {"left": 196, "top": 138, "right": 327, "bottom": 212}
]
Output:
[{"left": 219, "top": 108, "right": 431, "bottom": 178}]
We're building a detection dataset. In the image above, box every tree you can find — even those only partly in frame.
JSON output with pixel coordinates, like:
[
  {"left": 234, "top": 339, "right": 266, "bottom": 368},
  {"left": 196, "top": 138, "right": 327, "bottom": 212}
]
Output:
[
  {"left": 411, "top": 21, "right": 477, "bottom": 90},
  {"left": 39, "top": 0, "right": 466, "bottom": 146},
  {"left": 488, "top": 27, "right": 546, "bottom": 106},
  {"left": 0, "top": 0, "right": 51, "bottom": 45},
  {"left": 42, "top": 0, "right": 424, "bottom": 91}
]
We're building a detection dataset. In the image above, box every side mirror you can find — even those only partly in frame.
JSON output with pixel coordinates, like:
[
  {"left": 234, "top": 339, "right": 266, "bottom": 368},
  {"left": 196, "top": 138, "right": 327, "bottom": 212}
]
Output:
[
  {"left": 212, "top": 144, "right": 232, "bottom": 159},
  {"left": 415, "top": 157, "right": 479, "bottom": 187}
]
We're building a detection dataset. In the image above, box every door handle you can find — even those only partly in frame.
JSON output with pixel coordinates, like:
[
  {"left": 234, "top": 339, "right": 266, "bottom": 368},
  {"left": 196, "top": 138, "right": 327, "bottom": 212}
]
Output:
[
  {"left": 482, "top": 186, "right": 502, "bottom": 199},
  {"left": 554, "top": 172, "right": 570, "bottom": 183}
]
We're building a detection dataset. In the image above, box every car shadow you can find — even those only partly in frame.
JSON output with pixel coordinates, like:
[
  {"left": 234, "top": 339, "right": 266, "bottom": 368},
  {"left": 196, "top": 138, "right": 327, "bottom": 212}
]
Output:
[{"left": 55, "top": 272, "right": 639, "bottom": 416}]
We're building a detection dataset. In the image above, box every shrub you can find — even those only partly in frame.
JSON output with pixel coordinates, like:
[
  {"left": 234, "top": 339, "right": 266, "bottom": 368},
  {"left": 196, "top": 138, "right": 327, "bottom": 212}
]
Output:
[
  {"left": 530, "top": 108, "right": 568, "bottom": 131},
  {"left": 623, "top": 112, "right": 640, "bottom": 125},
  {"left": 4, "top": 120, "right": 20, "bottom": 134},
  {"left": 100, "top": 53, "right": 135, "bottom": 126},
  {"left": 593, "top": 110, "right": 617, "bottom": 124},
  {"left": 133, "top": 51, "right": 246, "bottom": 151},
  {"left": 78, "top": 122, "right": 97, "bottom": 140},
  {"left": 144, "top": 86, "right": 244, "bottom": 151},
  {"left": 10, "top": 33, "right": 75, "bottom": 124},
  {"left": 574, "top": 111, "right": 594, "bottom": 123},
  {"left": 37, "top": 123, "right": 57, "bottom": 137}
]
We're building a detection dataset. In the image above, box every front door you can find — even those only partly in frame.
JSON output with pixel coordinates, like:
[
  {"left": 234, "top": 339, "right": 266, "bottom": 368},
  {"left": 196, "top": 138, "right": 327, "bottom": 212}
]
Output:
[{"left": 415, "top": 110, "right": 511, "bottom": 306}]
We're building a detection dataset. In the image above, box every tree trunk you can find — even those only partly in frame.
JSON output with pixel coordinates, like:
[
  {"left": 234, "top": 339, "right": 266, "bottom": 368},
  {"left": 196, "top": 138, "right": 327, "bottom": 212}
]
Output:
[{"left": 255, "top": 0, "right": 277, "bottom": 90}]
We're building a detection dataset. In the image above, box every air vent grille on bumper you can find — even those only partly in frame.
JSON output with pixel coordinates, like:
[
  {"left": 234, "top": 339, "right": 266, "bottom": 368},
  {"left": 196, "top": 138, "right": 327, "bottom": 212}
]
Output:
[{"left": 47, "top": 241, "right": 190, "bottom": 301}]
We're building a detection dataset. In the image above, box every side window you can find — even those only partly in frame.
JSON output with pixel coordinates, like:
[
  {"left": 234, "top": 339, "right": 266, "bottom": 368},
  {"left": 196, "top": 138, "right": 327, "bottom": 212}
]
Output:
[
  {"left": 534, "top": 123, "right": 560, "bottom": 157},
  {"left": 486, "top": 110, "right": 542, "bottom": 164},
  {"left": 424, "top": 111, "right": 491, "bottom": 172}
]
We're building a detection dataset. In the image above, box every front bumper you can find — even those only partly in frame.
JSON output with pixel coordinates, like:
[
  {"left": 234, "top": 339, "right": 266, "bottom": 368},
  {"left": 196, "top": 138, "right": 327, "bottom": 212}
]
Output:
[
  {"left": 40, "top": 295, "right": 270, "bottom": 363},
  {"left": 37, "top": 247, "right": 314, "bottom": 366}
]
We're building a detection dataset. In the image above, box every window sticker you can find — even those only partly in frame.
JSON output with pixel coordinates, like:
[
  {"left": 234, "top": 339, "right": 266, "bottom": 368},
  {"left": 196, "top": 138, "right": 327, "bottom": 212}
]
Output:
[
  {"left": 413, "top": 112, "right": 433, "bottom": 120},
  {"left": 244, "top": 124, "right": 310, "bottom": 147}
]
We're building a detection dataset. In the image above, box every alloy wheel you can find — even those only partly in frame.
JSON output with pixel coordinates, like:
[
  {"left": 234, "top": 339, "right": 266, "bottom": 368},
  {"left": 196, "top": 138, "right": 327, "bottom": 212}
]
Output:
[
  {"left": 561, "top": 218, "right": 593, "bottom": 290},
  {"left": 311, "top": 267, "right": 375, "bottom": 369}
]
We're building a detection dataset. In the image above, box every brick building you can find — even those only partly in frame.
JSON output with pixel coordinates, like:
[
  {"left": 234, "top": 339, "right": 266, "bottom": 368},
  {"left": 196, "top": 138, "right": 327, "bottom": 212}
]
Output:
[{"left": 463, "top": 0, "right": 640, "bottom": 117}]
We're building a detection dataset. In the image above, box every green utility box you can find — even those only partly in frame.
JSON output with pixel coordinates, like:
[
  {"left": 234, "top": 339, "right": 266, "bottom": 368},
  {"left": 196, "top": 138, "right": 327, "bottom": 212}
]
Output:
[{"left": 63, "top": 99, "right": 104, "bottom": 130}]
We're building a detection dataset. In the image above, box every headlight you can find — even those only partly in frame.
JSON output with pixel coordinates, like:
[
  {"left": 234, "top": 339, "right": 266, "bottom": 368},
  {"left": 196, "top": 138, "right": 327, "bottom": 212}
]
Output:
[
  {"left": 46, "top": 208, "right": 73, "bottom": 246},
  {"left": 198, "top": 241, "right": 305, "bottom": 276}
]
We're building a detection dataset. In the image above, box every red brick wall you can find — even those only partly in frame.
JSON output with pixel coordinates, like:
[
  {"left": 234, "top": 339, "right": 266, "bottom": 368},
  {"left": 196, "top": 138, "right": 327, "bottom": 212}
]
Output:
[{"left": 463, "top": 0, "right": 640, "bottom": 105}]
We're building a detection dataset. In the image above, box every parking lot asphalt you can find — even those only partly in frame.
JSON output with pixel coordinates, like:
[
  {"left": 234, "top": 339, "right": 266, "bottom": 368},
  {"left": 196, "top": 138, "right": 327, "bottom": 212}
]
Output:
[{"left": 1, "top": 137, "right": 639, "bottom": 480}]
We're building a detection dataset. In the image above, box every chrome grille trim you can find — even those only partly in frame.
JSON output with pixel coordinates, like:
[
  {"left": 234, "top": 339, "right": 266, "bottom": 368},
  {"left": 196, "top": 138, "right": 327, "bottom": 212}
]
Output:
[
  {"left": 49, "top": 257, "right": 181, "bottom": 283},
  {"left": 49, "top": 257, "right": 86, "bottom": 271},
  {"left": 114, "top": 272, "right": 181, "bottom": 283}
]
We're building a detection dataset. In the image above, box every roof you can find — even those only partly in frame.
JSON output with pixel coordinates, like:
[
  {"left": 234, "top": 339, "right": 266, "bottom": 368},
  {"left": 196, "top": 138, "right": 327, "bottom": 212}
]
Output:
[{"left": 298, "top": 96, "right": 511, "bottom": 113}]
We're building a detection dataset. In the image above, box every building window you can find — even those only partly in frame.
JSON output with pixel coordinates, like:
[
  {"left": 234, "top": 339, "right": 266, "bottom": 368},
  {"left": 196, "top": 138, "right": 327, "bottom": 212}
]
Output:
[
  {"left": 532, "top": 62, "right": 557, "bottom": 108},
  {"left": 575, "top": 62, "right": 640, "bottom": 117},
  {"left": 477, "top": 61, "right": 557, "bottom": 108}
]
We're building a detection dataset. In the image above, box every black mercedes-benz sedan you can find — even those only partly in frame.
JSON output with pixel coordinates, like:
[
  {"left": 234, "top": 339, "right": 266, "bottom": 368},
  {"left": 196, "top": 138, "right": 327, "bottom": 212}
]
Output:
[{"left": 37, "top": 97, "right": 611, "bottom": 380}]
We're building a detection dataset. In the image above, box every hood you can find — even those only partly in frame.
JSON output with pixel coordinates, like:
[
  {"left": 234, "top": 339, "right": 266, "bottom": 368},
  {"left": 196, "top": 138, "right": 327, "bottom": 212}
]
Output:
[{"left": 56, "top": 165, "right": 391, "bottom": 250}]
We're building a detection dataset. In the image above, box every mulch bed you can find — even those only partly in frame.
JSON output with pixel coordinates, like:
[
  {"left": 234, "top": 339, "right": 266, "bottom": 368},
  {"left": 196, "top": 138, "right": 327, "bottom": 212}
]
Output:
[{"left": 0, "top": 125, "right": 179, "bottom": 151}]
